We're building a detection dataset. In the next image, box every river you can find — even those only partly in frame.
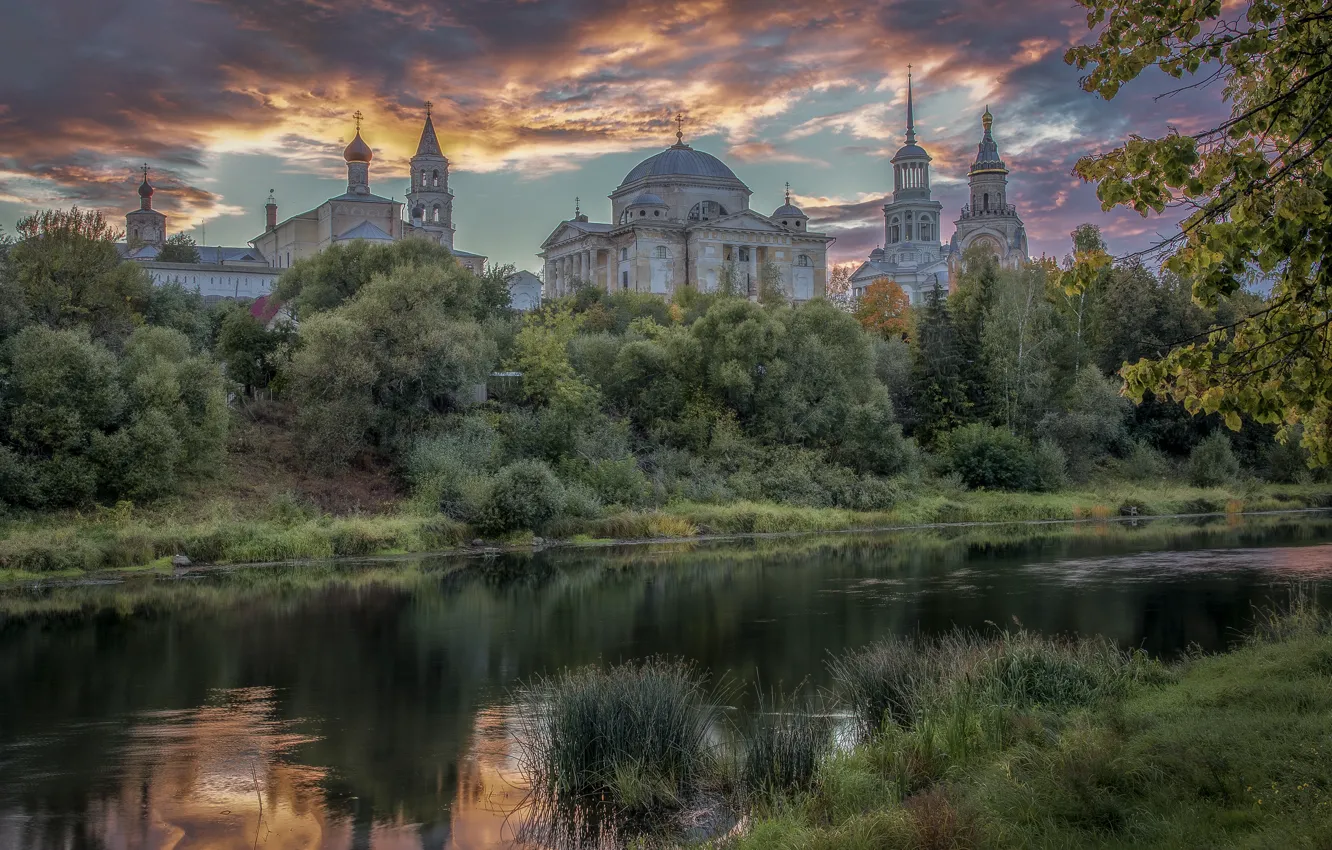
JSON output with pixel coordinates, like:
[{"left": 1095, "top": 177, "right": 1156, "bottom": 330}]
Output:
[{"left": 2, "top": 514, "right": 1332, "bottom": 849}]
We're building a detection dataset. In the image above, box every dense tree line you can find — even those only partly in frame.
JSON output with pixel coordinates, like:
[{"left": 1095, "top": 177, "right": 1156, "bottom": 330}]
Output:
[{"left": 0, "top": 207, "right": 1320, "bottom": 526}]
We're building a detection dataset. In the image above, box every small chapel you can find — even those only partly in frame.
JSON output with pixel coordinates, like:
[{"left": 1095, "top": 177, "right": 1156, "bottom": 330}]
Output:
[{"left": 539, "top": 120, "right": 831, "bottom": 301}]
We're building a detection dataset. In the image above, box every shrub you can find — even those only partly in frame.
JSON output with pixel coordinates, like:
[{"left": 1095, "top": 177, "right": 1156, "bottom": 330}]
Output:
[
  {"left": 1186, "top": 432, "right": 1241, "bottom": 487},
  {"left": 938, "top": 423, "right": 1034, "bottom": 491},
  {"left": 514, "top": 658, "right": 718, "bottom": 817},
  {"left": 1120, "top": 440, "right": 1171, "bottom": 482},
  {"left": 475, "top": 459, "right": 565, "bottom": 535},
  {"left": 1030, "top": 438, "right": 1069, "bottom": 492}
]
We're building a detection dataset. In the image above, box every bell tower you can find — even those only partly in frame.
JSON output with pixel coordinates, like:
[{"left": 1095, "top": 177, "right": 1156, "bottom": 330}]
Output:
[
  {"left": 405, "top": 101, "right": 455, "bottom": 249},
  {"left": 126, "top": 164, "right": 167, "bottom": 248}
]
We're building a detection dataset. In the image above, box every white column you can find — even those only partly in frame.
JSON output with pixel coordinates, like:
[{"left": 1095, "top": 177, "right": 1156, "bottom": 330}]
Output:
[
  {"left": 584, "top": 250, "right": 592, "bottom": 287},
  {"left": 749, "top": 244, "right": 758, "bottom": 297}
]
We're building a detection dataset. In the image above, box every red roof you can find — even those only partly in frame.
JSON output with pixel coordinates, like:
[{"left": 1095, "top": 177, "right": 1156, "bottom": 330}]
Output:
[{"left": 250, "top": 295, "right": 283, "bottom": 325}]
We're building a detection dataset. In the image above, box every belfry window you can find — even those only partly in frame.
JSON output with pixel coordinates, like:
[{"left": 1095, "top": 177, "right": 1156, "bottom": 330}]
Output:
[
  {"left": 888, "top": 217, "right": 900, "bottom": 244},
  {"left": 920, "top": 216, "right": 933, "bottom": 242},
  {"left": 983, "top": 193, "right": 990, "bottom": 211},
  {"left": 431, "top": 170, "right": 440, "bottom": 187}
]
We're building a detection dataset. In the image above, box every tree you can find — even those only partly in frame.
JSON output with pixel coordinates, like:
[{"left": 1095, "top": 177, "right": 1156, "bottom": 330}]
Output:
[
  {"left": 758, "top": 260, "right": 787, "bottom": 306},
  {"left": 854, "top": 278, "right": 911, "bottom": 338},
  {"left": 511, "top": 304, "right": 592, "bottom": 407},
  {"left": 982, "top": 263, "right": 1061, "bottom": 434},
  {"left": 285, "top": 262, "right": 497, "bottom": 467},
  {"left": 1064, "top": 0, "right": 1332, "bottom": 463},
  {"left": 157, "top": 233, "right": 201, "bottom": 264},
  {"left": 0, "top": 324, "right": 227, "bottom": 507},
  {"left": 275, "top": 239, "right": 466, "bottom": 318},
  {"left": 216, "top": 306, "right": 296, "bottom": 395},
  {"left": 910, "top": 279, "right": 971, "bottom": 444},
  {"left": 826, "top": 262, "right": 855, "bottom": 306},
  {"left": 7, "top": 208, "right": 151, "bottom": 343}
]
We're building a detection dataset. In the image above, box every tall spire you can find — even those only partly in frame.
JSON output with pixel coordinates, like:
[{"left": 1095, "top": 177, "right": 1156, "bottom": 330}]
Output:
[
  {"left": 905, "top": 65, "right": 916, "bottom": 145},
  {"left": 415, "top": 100, "right": 442, "bottom": 157}
]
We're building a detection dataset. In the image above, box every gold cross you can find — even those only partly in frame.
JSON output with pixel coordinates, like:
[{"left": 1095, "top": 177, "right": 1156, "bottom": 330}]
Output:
[
  {"left": 353, "top": 110, "right": 364, "bottom": 132},
  {"left": 425, "top": 101, "right": 432, "bottom": 118},
  {"left": 675, "top": 112, "right": 685, "bottom": 144}
]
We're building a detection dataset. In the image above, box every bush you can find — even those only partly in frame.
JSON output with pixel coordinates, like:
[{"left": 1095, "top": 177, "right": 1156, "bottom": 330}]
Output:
[
  {"left": 1120, "top": 440, "right": 1171, "bottom": 482},
  {"left": 1030, "top": 438, "right": 1069, "bottom": 492},
  {"left": 475, "top": 459, "right": 565, "bottom": 535},
  {"left": 938, "top": 423, "right": 1034, "bottom": 491},
  {"left": 1186, "top": 432, "right": 1241, "bottom": 487}
]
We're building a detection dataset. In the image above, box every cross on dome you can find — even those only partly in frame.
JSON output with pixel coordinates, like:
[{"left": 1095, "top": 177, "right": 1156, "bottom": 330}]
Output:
[{"left": 674, "top": 112, "right": 688, "bottom": 148}]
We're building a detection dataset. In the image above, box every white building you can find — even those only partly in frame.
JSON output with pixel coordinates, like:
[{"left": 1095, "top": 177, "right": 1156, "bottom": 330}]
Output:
[
  {"left": 540, "top": 124, "right": 831, "bottom": 301},
  {"left": 118, "top": 167, "right": 280, "bottom": 302},
  {"left": 505, "top": 270, "right": 542, "bottom": 311}
]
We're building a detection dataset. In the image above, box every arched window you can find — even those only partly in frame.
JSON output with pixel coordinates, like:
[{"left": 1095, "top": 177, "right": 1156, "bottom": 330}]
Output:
[
  {"left": 919, "top": 216, "right": 933, "bottom": 242},
  {"left": 688, "top": 201, "right": 728, "bottom": 222},
  {"left": 431, "top": 170, "right": 440, "bottom": 187},
  {"left": 620, "top": 209, "right": 631, "bottom": 224},
  {"left": 654, "top": 246, "right": 668, "bottom": 259},
  {"left": 888, "top": 217, "right": 900, "bottom": 243},
  {"left": 796, "top": 254, "right": 811, "bottom": 267},
  {"left": 620, "top": 247, "right": 629, "bottom": 261},
  {"left": 432, "top": 204, "right": 442, "bottom": 223},
  {"left": 894, "top": 166, "right": 901, "bottom": 191},
  {"left": 983, "top": 193, "right": 990, "bottom": 211}
]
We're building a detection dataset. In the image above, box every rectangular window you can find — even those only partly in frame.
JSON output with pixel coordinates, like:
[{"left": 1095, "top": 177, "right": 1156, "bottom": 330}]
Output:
[{"left": 622, "top": 271, "right": 629, "bottom": 289}]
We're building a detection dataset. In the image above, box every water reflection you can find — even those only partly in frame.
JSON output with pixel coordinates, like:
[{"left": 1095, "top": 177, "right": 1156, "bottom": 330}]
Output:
[{"left": 2, "top": 516, "right": 1332, "bottom": 849}]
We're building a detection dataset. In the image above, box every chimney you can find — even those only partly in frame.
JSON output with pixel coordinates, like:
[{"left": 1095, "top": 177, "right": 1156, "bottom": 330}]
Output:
[{"left": 265, "top": 189, "right": 277, "bottom": 232}]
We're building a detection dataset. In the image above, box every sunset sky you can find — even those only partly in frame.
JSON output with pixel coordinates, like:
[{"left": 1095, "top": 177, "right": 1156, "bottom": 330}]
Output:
[{"left": 0, "top": 0, "right": 1228, "bottom": 272}]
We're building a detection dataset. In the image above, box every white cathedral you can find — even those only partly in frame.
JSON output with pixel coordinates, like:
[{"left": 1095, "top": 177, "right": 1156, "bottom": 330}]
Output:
[
  {"left": 539, "top": 122, "right": 831, "bottom": 300},
  {"left": 849, "top": 74, "right": 1029, "bottom": 302}
]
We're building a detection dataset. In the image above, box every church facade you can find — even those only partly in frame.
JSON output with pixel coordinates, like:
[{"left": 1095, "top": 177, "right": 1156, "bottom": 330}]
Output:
[
  {"left": 540, "top": 126, "right": 830, "bottom": 301},
  {"left": 249, "top": 108, "right": 487, "bottom": 275},
  {"left": 850, "top": 78, "right": 1028, "bottom": 303}
]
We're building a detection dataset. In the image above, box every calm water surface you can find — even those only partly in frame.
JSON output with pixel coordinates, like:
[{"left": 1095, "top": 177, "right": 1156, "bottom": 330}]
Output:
[{"left": 3, "top": 514, "right": 1332, "bottom": 849}]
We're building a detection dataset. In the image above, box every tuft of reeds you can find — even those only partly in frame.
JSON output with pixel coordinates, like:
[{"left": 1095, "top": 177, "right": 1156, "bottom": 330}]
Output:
[
  {"left": 827, "top": 636, "right": 944, "bottom": 737},
  {"left": 739, "top": 687, "right": 832, "bottom": 799},
  {"left": 514, "top": 658, "right": 721, "bottom": 821}
]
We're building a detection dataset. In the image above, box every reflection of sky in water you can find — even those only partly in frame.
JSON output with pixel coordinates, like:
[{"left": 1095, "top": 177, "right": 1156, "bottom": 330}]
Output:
[{"left": 4, "top": 522, "right": 1332, "bottom": 848}]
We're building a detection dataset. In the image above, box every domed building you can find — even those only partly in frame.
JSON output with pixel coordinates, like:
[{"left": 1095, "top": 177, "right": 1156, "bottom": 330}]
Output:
[
  {"left": 249, "top": 108, "right": 487, "bottom": 275},
  {"left": 540, "top": 123, "right": 831, "bottom": 300}
]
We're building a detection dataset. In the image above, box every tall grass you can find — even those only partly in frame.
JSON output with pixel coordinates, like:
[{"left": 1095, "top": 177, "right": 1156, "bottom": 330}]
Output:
[
  {"left": 739, "top": 687, "right": 832, "bottom": 799},
  {"left": 514, "top": 658, "right": 720, "bottom": 820}
]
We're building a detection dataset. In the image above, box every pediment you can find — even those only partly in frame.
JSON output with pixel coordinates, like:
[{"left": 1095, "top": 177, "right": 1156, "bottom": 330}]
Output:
[{"left": 691, "top": 209, "right": 787, "bottom": 233}]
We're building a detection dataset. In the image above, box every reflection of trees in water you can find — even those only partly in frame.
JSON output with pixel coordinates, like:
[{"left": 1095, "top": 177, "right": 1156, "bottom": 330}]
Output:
[{"left": 1, "top": 515, "right": 1331, "bottom": 847}]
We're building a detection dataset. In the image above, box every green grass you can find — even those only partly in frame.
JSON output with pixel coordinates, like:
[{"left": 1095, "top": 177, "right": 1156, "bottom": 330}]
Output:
[
  {"left": 2, "top": 482, "right": 1328, "bottom": 578},
  {"left": 720, "top": 597, "right": 1332, "bottom": 849}
]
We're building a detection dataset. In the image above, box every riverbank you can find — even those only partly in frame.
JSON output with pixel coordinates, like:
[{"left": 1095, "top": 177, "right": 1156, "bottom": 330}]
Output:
[
  {"left": 2, "top": 483, "right": 1329, "bottom": 580},
  {"left": 722, "top": 601, "right": 1332, "bottom": 849}
]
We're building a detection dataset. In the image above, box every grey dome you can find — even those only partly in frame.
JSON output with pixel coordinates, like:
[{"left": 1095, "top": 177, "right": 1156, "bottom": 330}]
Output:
[
  {"left": 891, "top": 143, "right": 930, "bottom": 161},
  {"left": 631, "top": 192, "right": 666, "bottom": 205},
  {"left": 773, "top": 203, "right": 805, "bottom": 217},
  {"left": 621, "top": 145, "right": 739, "bottom": 186}
]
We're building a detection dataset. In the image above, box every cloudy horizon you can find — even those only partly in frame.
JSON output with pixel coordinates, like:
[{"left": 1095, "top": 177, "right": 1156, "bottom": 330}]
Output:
[{"left": 0, "top": 0, "right": 1227, "bottom": 271}]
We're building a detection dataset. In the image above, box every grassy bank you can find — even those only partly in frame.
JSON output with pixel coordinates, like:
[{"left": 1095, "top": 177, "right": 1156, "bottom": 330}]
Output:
[
  {"left": 726, "top": 599, "right": 1332, "bottom": 849},
  {"left": 2, "top": 483, "right": 1330, "bottom": 580},
  {"left": 510, "top": 598, "right": 1332, "bottom": 849}
]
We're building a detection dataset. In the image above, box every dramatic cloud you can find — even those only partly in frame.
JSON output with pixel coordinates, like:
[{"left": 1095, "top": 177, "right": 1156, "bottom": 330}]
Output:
[{"left": 0, "top": 0, "right": 1230, "bottom": 262}]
